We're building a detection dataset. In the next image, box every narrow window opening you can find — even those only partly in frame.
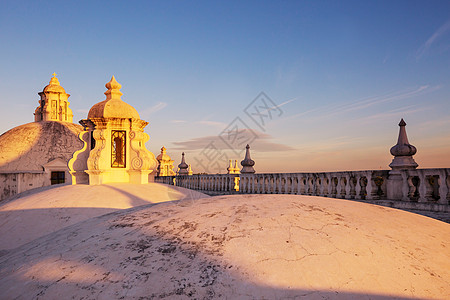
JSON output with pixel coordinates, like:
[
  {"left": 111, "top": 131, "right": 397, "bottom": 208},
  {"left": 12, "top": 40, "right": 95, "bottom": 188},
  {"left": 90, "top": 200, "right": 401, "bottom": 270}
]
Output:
[
  {"left": 111, "top": 130, "right": 126, "bottom": 168},
  {"left": 51, "top": 100, "right": 57, "bottom": 119},
  {"left": 91, "top": 131, "right": 96, "bottom": 150}
]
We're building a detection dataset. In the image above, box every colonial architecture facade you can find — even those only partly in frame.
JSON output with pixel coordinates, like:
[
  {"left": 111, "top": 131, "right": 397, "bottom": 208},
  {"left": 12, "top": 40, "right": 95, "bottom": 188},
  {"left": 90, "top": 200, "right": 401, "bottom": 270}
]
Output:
[{"left": 69, "top": 76, "right": 157, "bottom": 185}]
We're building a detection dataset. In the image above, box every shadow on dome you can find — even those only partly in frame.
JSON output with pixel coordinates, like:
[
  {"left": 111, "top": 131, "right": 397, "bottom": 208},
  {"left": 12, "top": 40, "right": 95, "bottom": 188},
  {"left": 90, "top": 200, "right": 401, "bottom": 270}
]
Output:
[
  {"left": 0, "top": 182, "right": 208, "bottom": 252},
  {"left": 0, "top": 195, "right": 447, "bottom": 299}
]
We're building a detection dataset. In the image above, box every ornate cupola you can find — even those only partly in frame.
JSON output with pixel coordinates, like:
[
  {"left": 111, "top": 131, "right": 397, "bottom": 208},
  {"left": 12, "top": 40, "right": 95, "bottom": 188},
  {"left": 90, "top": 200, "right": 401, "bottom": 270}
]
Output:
[
  {"left": 34, "top": 73, "right": 73, "bottom": 122},
  {"left": 241, "top": 144, "right": 256, "bottom": 173},
  {"left": 178, "top": 152, "right": 189, "bottom": 175},
  {"left": 69, "top": 76, "right": 157, "bottom": 185},
  {"left": 389, "top": 118, "right": 418, "bottom": 170},
  {"left": 156, "top": 146, "right": 176, "bottom": 176}
]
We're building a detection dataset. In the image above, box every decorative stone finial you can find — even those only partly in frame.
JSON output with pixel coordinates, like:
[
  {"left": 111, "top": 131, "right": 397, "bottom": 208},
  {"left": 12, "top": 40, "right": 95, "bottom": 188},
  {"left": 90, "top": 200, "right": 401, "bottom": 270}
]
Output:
[
  {"left": 178, "top": 152, "right": 189, "bottom": 175},
  {"left": 104, "top": 75, "right": 123, "bottom": 100},
  {"left": 234, "top": 160, "right": 240, "bottom": 174},
  {"left": 161, "top": 146, "right": 166, "bottom": 153},
  {"left": 389, "top": 118, "right": 418, "bottom": 170},
  {"left": 188, "top": 164, "right": 193, "bottom": 175},
  {"left": 241, "top": 144, "right": 256, "bottom": 174},
  {"left": 49, "top": 73, "right": 60, "bottom": 86},
  {"left": 227, "top": 159, "right": 233, "bottom": 174}
]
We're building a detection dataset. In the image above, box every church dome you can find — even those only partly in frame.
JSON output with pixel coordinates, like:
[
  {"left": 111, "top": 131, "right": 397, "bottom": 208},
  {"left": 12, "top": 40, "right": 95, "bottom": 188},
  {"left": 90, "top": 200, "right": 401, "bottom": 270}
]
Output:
[
  {"left": 42, "top": 73, "right": 66, "bottom": 94},
  {"left": 0, "top": 121, "right": 83, "bottom": 172},
  {"left": 88, "top": 76, "right": 140, "bottom": 119}
]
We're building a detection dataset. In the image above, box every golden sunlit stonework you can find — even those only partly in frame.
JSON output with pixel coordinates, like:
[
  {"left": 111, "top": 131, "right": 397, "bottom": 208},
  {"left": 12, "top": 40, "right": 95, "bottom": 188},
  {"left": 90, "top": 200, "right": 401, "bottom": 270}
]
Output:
[
  {"left": 227, "top": 159, "right": 240, "bottom": 174},
  {"left": 34, "top": 73, "right": 73, "bottom": 122},
  {"left": 69, "top": 76, "right": 157, "bottom": 185},
  {"left": 156, "top": 146, "right": 176, "bottom": 176}
]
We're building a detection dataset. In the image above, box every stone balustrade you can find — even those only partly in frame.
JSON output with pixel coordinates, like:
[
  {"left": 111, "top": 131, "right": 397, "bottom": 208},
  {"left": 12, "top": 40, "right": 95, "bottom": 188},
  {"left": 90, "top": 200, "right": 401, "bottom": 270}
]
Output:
[
  {"left": 155, "top": 168, "right": 450, "bottom": 211},
  {"left": 156, "top": 174, "right": 240, "bottom": 194}
]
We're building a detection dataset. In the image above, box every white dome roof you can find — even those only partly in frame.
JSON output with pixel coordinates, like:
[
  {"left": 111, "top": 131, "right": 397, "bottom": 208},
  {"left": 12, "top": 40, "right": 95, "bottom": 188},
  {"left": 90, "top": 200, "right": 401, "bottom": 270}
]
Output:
[
  {"left": 0, "top": 193, "right": 448, "bottom": 299},
  {"left": 0, "top": 121, "right": 83, "bottom": 171}
]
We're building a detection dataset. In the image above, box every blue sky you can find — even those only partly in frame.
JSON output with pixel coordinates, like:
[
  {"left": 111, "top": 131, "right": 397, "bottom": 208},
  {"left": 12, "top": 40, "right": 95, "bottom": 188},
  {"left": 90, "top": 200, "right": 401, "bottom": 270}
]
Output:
[{"left": 1, "top": 1, "right": 449, "bottom": 173}]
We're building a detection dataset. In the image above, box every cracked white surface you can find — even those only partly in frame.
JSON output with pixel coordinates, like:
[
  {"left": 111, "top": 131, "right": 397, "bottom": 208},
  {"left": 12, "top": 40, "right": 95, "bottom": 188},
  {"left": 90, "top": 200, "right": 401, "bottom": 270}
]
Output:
[
  {"left": 0, "top": 193, "right": 449, "bottom": 299},
  {"left": 0, "top": 182, "right": 208, "bottom": 252}
]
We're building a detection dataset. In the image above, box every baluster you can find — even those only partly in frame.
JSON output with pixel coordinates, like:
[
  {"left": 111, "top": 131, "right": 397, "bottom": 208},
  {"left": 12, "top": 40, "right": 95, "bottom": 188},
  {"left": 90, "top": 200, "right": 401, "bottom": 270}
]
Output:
[
  {"left": 437, "top": 171, "right": 447, "bottom": 204},
  {"left": 446, "top": 174, "right": 450, "bottom": 204},
  {"left": 340, "top": 176, "right": 347, "bottom": 199},
  {"left": 365, "top": 174, "right": 373, "bottom": 200},
  {"left": 336, "top": 176, "right": 342, "bottom": 197},
  {"left": 358, "top": 176, "right": 367, "bottom": 200},
  {"left": 260, "top": 175, "right": 264, "bottom": 194},
  {"left": 322, "top": 176, "right": 329, "bottom": 197},
  {"left": 256, "top": 176, "right": 260, "bottom": 194}
]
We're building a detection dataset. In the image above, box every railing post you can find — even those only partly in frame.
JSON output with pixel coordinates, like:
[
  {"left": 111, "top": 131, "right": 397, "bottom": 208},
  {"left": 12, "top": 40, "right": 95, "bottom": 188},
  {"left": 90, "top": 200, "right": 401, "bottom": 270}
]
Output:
[
  {"left": 365, "top": 173, "right": 373, "bottom": 200},
  {"left": 417, "top": 171, "right": 427, "bottom": 202},
  {"left": 438, "top": 170, "right": 448, "bottom": 205}
]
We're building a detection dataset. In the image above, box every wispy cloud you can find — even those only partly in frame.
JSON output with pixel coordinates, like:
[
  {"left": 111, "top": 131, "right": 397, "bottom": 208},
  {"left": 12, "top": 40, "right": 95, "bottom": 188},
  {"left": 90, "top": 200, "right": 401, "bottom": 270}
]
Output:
[
  {"left": 196, "top": 120, "right": 228, "bottom": 128},
  {"left": 274, "top": 98, "right": 296, "bottom": 109},
  {"left": 256, "top": 98, "right": 295, "bottom": 117},
  {"left": 419, "top": 117, "right": 450, "bottom": 128},
  {"left": 330, "top": 85, "right": 430, "bottom": 115},
  {"left": 416, "top": 19, "right": 450, "bottom": 59},
  {"left": 170, "top": 120, "right": 186, "bottom": 123},
  {"left": 141, "top": 102, "right": 167, "bottom": 118},
  {"left": 287, "top": 85, "right": 436, "bottom": 122},
  {"left": 284, "top": 107, "right": 324, "bottom": 120},
  {"left": 172, "top": 129, "right": 295, "bottom": 152},
  {"left": 76, "top": 108, "right": 89, "bottom": 113},
  {"left": 357, "top": 104, "right": 430, "bottom": 123}
]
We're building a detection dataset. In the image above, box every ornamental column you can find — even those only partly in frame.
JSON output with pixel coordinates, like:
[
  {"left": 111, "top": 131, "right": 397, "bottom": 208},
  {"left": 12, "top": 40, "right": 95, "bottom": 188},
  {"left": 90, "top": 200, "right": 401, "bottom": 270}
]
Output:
[
  {"left": 241, "top": 144, "right": 256, "bottom": 174},
  {"left": 387, "top": 119, "right": 418, "bottom": 200}
]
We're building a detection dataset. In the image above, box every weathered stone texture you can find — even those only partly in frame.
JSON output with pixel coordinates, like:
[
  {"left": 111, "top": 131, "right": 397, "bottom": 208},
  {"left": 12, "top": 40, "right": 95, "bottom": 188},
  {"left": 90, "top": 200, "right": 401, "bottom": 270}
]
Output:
[
  {"left": 0, "top": 121, "right": 83, "bottom": 200},
  {"left": 0, "top": 121, "right": 82, "bottom": 171}
]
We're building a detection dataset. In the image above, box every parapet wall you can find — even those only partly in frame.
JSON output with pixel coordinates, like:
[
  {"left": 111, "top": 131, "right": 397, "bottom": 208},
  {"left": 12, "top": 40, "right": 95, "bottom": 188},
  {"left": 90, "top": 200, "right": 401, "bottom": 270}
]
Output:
[{"left": 155, "top": 168, "right": 450, "bottom": 213}]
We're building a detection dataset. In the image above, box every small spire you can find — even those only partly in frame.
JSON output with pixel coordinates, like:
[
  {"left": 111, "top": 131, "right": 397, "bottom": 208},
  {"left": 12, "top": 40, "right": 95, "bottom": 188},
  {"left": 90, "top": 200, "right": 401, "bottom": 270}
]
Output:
[
  {"left": 396, "top": 118, "right": 410, "bottom": 146},
  {"left": 161, "top": 146, "right": 166, "bottom": 153},
  {"left": 241, "top": 144, "right": 256, "bottom": 173},
  {"left": 104, "top": 75, "right": 123, "bottom": 100},
  {"left": 227, "top": 159, "right": 233, "bottom": 174},
  {"left": 234, "top": 159, "right": 240, "bottom": 174},
  {"left": 178, "top": 152, "right": 189, "bottom": 175},
  {"left": 389, "top": 118, "right": 418, "bottom": 170}
]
